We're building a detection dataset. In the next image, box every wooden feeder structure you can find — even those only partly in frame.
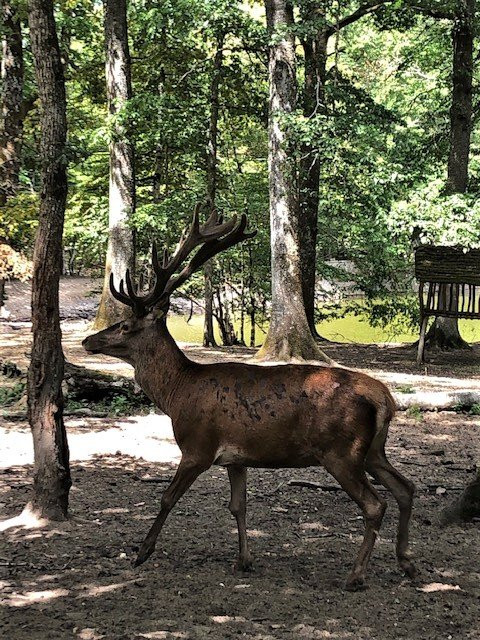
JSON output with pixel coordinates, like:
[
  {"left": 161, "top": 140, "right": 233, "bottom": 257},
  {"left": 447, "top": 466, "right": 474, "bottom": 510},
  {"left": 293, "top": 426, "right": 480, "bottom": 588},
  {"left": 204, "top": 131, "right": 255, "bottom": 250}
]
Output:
[{"left": 415, "top": 246, "right": 480, "bottom": 364}]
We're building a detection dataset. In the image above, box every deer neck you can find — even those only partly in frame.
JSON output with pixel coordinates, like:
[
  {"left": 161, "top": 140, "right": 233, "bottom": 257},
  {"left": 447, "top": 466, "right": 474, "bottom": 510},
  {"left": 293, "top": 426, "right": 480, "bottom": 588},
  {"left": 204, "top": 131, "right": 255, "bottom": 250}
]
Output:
[{"left": 133, "top": 320, "right": 191, "bottom": 414}]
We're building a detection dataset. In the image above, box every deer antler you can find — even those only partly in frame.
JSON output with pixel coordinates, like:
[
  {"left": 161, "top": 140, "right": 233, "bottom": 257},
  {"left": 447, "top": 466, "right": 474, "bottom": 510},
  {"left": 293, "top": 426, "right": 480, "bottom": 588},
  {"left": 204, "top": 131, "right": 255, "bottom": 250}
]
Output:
[{"left": 109, "top": 205, "right": 256, "bottom": 316}]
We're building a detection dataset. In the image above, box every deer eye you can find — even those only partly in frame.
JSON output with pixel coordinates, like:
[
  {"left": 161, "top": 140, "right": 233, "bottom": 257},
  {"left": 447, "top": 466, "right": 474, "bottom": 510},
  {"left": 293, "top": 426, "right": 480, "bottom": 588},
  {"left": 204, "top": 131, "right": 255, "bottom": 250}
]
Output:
[{"left": 121, "top": 322, "right": 130, "bottom": 332}]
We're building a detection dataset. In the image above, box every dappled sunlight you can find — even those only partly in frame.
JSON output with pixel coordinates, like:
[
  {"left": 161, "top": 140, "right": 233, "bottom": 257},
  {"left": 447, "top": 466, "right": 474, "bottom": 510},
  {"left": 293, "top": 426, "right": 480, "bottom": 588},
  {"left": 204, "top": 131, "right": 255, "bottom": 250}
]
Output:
[
  {"left": 300, "top": 521, "right": 330, "bottom": 532},
  {"left": 424, "top": 433, "right": 456, "bottom": 442},
  {"left": 2, "top": 587, "right": 70, "bottom": 607},
  {"left": 228, "top": 527, "right": 269, "bottom": 538},
  {"left": 80, "top": 578, "right": 143, "bottom": 598},
  {"left": 374, "top": 369, "right": 480, "bottom": 391},
  {"left": 417, "top": 582, "right": 462, "bottom": 593},
  {"left": 137, "top": 632, "right": 188, "bottom": 639},
  {"left": 1, "top": 413, "right": 180, "bottom": 467},
  {"left": 0, "top": 504, "right": 47, "bottom": 532},
  {"left": 292, "top": 624, "right": 356, "bottom": 638},
  {"left": 76, "top": 630, "right": 106, "bottom": 640},
  {"left": 211, "top": 615, "right": 248, "bottom": 624}
]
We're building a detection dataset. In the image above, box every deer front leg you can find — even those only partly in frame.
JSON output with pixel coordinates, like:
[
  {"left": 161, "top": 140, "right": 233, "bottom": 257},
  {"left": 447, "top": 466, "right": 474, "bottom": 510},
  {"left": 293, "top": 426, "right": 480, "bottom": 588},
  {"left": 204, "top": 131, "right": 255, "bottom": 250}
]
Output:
[
  {"left": 134, "top": 457, "right": 208, "bottom": 567},
  {"left": 227, "top": 465, "right": 253, "bottom": 572}
]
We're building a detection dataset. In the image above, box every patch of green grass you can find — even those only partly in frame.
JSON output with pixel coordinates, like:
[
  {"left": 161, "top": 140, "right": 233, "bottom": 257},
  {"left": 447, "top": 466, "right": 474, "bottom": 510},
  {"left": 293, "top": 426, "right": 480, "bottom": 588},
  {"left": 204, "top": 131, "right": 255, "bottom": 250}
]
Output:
[
  {"left": 65, "top": 392, "right": 152, "bottom": 417},
  {"left": 397, "top": 384, "right": 415, "bottom": 394},
  {"left": 469, "top": 403, "right": 480, "bottom": 416},
  {"left": 406, "top": 405, "right": 423, "bottom": 421},
  {"left": 0, "top": 381, "right": 26, "bottom": 407},
  {"left": 166, "top": 310, "right": 480, "bottom": 346}
]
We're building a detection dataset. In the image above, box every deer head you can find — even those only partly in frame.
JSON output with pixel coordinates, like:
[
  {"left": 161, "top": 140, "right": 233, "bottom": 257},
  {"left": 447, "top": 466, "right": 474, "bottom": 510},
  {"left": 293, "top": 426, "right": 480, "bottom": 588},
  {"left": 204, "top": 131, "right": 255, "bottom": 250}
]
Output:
[{"left": 82, "top": 205, "right": 256, "bottom": 363}]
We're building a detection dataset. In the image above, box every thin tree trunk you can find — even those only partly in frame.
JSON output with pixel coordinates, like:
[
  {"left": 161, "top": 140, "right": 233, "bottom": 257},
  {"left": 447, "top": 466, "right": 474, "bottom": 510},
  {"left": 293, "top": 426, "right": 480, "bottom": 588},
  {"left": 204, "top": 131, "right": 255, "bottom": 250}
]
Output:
[
  {"left": 0, "top": 1, "right": 24, "bottom": 206},
  {"left": 240, "top": 247, "right": 245, "bottom": 345},
  {"left": 299, "top": 22, "right": 328, "bottom": 340},
  {"left": 153, "top": 44, "right": 166, "bottom": 203},
  {"left": 248, "top": 245, "right": 256, "bottom": 347},
  {"left": 426, "top": 0, "right": 474, "bottom": 351},
  {"left": 203, "top": 33, "right": 225, "bottom": 347},
  {"left": 27, "top": 0, "right": 71, "bottom": 520},
  {"left": 0, "top": 277, "right": 6, "bottom": 315},
  {"left": 257, "top": 0, "right": 328, "bottom": 363},
  {"left": 94, "top": 0, "right": 135, "bottom": 329}
]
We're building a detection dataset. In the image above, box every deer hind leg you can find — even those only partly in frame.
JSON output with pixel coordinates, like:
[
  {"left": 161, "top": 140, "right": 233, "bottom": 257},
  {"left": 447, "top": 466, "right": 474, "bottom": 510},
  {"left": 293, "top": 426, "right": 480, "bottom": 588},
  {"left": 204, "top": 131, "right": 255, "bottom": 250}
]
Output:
[
  {"left": 366, "top": 450, "right": 416, "bottom": 579},
  {"left": 324, "top": 458, "right": 386, "bottom": 591},
  {"left": 134, "top": 457, "right": 209, "bottom": 567},
  {"left": 227, "top": 465, "right": 253, "bottom": 572}
]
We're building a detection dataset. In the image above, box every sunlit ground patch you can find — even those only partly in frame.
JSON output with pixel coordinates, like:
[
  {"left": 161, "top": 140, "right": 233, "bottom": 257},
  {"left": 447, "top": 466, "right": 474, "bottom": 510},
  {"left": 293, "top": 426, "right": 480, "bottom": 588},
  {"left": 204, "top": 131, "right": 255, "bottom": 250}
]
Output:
[
  {"left": 417, "top": 582, "right": 462, "bottom": 593},
  {"left": 0, "top": 504, "right": 47, "bottom": 532},
  {"left": 2, "top": 587, "right": 69, "bottom": 607}
]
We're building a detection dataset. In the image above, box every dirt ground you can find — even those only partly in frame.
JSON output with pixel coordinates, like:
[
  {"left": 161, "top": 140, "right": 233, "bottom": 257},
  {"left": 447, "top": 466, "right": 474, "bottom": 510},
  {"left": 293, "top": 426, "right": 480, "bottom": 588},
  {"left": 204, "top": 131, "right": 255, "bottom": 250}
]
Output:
[
  {"left": 1, "top": 279, "right": 480, "bottom": 639},
  {"left": 1, "top": 412, "right": 480, "bottom": 640}
]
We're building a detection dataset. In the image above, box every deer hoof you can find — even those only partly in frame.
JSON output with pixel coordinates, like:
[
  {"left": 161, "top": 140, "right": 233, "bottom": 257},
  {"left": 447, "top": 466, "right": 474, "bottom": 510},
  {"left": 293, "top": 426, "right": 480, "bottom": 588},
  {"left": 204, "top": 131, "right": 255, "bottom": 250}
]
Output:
[
  {"left": 345, "top": 576, "right": 368, "bottom": 592},
  {"left": 400, "top": 559, "right": 417, "bottom": 579}
]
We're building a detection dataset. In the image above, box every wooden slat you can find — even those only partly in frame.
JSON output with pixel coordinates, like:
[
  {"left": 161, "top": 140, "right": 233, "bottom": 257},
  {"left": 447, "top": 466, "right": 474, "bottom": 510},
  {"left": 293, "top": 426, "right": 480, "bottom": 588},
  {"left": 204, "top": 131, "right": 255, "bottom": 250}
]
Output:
[{"left": 415, "top": 246, "right": 480, "bottom": 285}]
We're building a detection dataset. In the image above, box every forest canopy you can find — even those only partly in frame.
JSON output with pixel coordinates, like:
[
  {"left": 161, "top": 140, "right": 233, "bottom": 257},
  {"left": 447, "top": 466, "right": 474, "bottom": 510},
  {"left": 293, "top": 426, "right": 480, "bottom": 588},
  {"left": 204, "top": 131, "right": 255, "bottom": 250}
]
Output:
[{"left": 1, "top": 0, "right": 479, "bottom": 337}]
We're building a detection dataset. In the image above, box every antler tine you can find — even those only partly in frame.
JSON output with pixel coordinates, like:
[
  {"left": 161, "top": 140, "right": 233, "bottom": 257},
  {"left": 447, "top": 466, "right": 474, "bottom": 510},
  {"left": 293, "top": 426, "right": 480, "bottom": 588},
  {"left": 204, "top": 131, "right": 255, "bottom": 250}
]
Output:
[
  {"left": 124, "top": 269, "right": 135, "bottom": 299},
  {"left": 200, "top": 214, "right": 237, "bottom": 239},
  {"left": 162, "top": 247, "right": 169, "bottom": 268},
  {"left": 201, "top": 207, "right": 219, "bottom": 231},
  {"left": 109, "top": 272, "right": 135, "bottom": 308},
  {"left": 162, "top": 213, "right": 256, "bottom": 298},
  {"left": 152, "top": 242, "right": 161, "bottom": 274},
  {"left": 108, "top": 207, "right": 255, "bottom": 316},
  {"left": 191, "top": 202, "right": 201, "bottom": 234}
]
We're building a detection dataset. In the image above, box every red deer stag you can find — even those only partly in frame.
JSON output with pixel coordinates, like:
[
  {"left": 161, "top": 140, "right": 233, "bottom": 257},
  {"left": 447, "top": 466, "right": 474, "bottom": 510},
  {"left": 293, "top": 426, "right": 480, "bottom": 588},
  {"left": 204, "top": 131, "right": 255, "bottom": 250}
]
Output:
[{"left": 83, "top": 206, "right": 416, "bottom": 591}]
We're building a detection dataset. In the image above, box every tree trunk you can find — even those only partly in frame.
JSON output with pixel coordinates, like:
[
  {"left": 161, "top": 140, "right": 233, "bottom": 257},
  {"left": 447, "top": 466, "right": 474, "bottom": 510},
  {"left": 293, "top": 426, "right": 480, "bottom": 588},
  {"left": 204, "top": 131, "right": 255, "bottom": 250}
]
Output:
[
  {"left": 248, "top": 245, "right": 256, "bottom": 347},
  {"left": 0, "top": 277, "right": 6, "bottom": 316},
  {"left": 203, "top": 33, "right": 225, "bottom": 347},
  {"left": 0, "top": 1, "right": 24, "bottom": 206},
  {"left": 299, "top": 25, "right": 328, "bottom": 340},
  {"left": 203, "top": 262, "right": 217, "bottom": 346},
  {"left": 447, "top": 1, "right": 474, "bottom": 194},
  {"left": 426, "top": 0, "right": 474, "bottom": 351},
  {"left": 442, "top": 469, "right": 480, "bottom": 523},
  {"left": 257, "top": 0, "right": 328, "bottom": 362},
  {"left": 94, "top": 0, "right": 135, "bottom": 329},
  {"left": 27, "top": 0, "right": 71, "bottom": 521}
]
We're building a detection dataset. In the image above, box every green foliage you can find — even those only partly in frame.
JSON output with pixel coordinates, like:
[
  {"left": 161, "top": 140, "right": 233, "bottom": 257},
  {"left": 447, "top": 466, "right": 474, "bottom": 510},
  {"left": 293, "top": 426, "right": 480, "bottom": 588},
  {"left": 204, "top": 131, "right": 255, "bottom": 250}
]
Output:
[
  {"left": 0, "top": 193, "right": 38, "bottom": 253},
  {"left": 65, "top": 392, "right": 151, "bottom": 416},
  {"left": 406, "top": 405, "right": 423, "bottom": 421},
  {"left": 0, "top": 381, "right": 26, "bottom": 407},
  {"left": 469, "top": 403, "right": 480, "bottom": 416},
  {"left": 11, "top": 0, "right": 480, "bottom": 336},
  {"left": 397, "top": 384, "right": 415, "bottom": 394}
]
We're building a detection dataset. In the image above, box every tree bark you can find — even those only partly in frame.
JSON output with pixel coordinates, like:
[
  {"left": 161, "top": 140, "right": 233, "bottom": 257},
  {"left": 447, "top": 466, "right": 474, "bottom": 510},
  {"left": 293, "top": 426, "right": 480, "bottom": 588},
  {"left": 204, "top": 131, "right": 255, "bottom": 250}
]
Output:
[
  {"left": 257, "top": 0, "right": 327, "bottom": 362},
  {"left": 426, "top": 0, "right": 474, "bottom": 351},
  {"left": 27, "top": 0, "right": 71, "bottom": 520},
  {"left": 94, "top": 0, "right": 135, "bottom": 329},
  {"left": 447, "top": 0, "right": 474, "bottom": 194},
  {"left": 442, "top": 469, "right": 480, "bottom": 523},
  {"left": 203, "top": 33, "right": 225, "bottom": 347},
  {"left": 0, "top": 1, "right": 24, "bottom": 206},
  {"left": 299, "top": 19, "right": 328, "bottom": 340}
]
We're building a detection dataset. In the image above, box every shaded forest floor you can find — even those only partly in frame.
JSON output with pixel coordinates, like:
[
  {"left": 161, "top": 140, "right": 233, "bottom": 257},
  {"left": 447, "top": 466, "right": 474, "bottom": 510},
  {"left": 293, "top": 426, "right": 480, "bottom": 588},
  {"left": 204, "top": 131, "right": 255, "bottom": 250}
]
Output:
[
  {"left": 1, "top": 412, "right": 480, "bottom": 639},
  {"left": 1, "top": 279, "right": 480, "bottom": 638}
]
